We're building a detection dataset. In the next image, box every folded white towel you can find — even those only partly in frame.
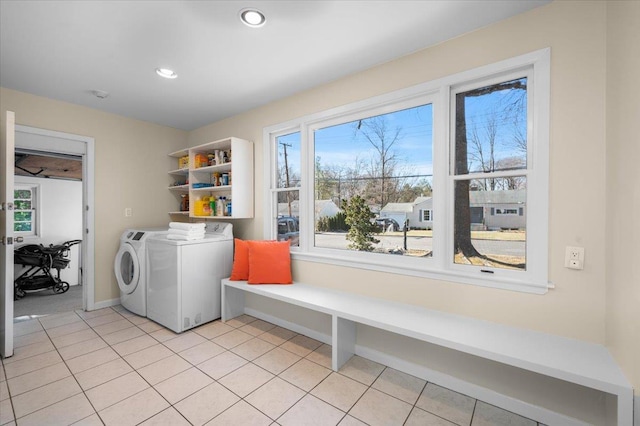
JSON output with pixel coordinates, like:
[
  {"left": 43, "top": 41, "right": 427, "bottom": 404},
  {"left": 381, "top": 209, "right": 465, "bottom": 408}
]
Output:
[
  {"left": 168, "top": 229, "right": 206, "bottom": 236},
  {"left": 169, "top": 222, "right": 206, "bottom": 231},
  {"left": 166, "top": 234, "right": 205, "bottom": 241}
]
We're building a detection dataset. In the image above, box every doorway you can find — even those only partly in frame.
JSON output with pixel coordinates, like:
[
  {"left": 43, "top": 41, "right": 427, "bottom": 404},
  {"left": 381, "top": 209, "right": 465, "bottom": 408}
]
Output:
[
  {"left": 14, "top": 125, "right": 95, "bottom": 316},
  {"left": 13, "top": 150, "right": 84, "bottom": 320}
]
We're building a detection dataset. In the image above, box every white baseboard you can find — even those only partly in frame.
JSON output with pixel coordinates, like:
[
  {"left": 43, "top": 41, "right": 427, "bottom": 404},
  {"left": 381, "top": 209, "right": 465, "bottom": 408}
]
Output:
[
  {"left": 357, "top": 345, "right": 586, "bottom": 426},
  {"left": 244, "top": 307, "right": 587, "bottom": 426},
  {"left": 91, "top": 297, "right": 121, "bottom": 311}
]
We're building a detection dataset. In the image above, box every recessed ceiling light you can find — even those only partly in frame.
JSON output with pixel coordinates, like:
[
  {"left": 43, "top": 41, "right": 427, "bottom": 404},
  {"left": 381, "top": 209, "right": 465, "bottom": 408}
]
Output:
[
  {"left": 240, "top": 8, "right": 266, "bottom": 28},
  {"left": 156, "top": 68, "right": 178, "bottom": 79}
]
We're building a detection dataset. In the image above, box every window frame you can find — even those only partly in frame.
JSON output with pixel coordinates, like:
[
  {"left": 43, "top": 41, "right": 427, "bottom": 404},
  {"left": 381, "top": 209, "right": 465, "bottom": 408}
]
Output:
[
  {"left": 14, "top": 183, "right": 41, "bottom": 238},
  {"left": 495, "top": 209, "right": 519, "bottom": 216},
  {"left": 264, "top": 48, "right": 550, "bottom": 294}
]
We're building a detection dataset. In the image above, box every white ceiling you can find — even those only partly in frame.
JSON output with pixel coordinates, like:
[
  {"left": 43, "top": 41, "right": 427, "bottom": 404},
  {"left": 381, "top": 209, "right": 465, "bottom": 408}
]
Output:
[{"left": 0, "top": 1, "right": 549, "bottom": 131}]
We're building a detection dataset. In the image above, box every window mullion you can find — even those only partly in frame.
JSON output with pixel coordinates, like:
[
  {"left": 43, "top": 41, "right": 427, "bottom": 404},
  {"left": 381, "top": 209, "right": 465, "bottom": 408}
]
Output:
[
  {"left": 301, "top": 124, "right": 315, "bottom": 253},
  {"left": 452, "top": 170, "right": 529, "bottom": 181},
  {"left": 433, "top": 86, "right": 449, "bottom": 270}
]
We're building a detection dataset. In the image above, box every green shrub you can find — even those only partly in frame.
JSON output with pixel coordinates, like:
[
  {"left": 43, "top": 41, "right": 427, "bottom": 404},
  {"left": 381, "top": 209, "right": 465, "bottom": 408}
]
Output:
[{"left": 344, "top": 196, "right": 379, "bottom": 251}]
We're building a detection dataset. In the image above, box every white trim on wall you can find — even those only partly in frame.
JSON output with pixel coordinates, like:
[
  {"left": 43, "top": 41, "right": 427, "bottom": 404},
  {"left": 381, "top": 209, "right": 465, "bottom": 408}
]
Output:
[{"left": 14, "top": 125, "right": 96, "bottom": 311}]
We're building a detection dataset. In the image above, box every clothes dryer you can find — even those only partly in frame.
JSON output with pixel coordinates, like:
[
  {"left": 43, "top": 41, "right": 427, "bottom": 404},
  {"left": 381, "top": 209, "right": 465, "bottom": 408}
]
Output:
[
  {"left": 146, "top": 223, "right": 233, "bottom": 332},
  {"left": 114, "top": 228, "right": 166, "bottom": 316}
]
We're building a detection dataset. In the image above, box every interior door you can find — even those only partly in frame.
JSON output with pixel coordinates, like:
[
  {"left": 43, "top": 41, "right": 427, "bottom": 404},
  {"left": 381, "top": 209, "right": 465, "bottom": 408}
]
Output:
[{"left": 1, "top": 111, "right": 15, "bottom": 358}]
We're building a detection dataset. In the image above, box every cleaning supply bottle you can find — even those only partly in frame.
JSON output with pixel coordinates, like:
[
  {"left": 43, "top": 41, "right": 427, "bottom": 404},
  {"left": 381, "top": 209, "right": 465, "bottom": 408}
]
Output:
[
  {"left": 226, "top": 199, "right": 232, "bottom": 216},
  {"left": 222, "top": 197, "right": 227, "bottom": 216},
  {"left": 210, "top": 197, "right": 216, "bottom": 216},
  {"left": 216, "top": 197, "right": 224, "bottom": 217},
  {"left": 194, "top": 197, "right": 204, "bottom": 216}
]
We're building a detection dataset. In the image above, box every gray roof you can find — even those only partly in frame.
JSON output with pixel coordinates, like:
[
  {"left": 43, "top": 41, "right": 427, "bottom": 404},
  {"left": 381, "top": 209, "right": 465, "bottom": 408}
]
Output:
[
  {"left": 380, "top": 202, "right": 413, "bottom": 213},
  {"left": 413, "top": 196, "right": 432, "bottom": 205},
  {"left": 277, "top": 200, "right": 340, "bottom": 216}
]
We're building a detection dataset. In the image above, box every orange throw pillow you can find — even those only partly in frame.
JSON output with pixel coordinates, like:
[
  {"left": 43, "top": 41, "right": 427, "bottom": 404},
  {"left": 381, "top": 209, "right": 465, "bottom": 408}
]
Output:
[
  {"left": 229, "top": 238, "right": 250, "bottom": 280},
  {"left": 247, "top": 240, "right": 293, "bottom": 284}
]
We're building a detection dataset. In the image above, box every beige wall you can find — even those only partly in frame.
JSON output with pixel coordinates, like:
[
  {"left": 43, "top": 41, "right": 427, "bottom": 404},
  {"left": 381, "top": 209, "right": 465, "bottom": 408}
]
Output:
[
  {"left": 606, "top": 0, "right": 640, "bottom": 398},
  {"left": 1, "top": 0, "right": 636, "bottom": 400},
  {"left": 0, "top": 88, "right": 188, "bottom": 302},
  {"left": 190, "top": 1, "right": 609, "bottom": 342}
]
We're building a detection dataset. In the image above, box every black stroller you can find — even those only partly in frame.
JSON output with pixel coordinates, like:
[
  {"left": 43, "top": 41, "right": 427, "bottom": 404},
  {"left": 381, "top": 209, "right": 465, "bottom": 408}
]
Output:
[{"left": 14, "top": 240, "right": 81, "bottom": 300}]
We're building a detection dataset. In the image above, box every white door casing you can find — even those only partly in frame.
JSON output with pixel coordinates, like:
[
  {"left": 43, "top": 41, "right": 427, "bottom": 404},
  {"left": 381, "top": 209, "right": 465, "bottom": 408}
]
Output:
[
  {"left": 1, "top": 111, "right": 15, "bottom": 358},
  {"left": 14, "top": 125, "right": 95, "bottom": 312}
]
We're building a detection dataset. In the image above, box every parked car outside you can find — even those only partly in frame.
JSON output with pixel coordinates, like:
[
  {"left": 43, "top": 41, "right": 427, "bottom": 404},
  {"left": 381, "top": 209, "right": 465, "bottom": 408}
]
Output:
[
  {"left": 277, "top": 216, "right": 300, "bottom": 246},
  {"left": 375, "top": 218, "right": 400, "bottom": 232}
]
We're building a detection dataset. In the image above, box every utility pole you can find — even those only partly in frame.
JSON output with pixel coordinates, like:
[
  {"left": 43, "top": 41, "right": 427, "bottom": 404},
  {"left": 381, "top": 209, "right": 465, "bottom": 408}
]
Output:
[{"left": 280, "top": 142, "right": 293, "bottom": 217}]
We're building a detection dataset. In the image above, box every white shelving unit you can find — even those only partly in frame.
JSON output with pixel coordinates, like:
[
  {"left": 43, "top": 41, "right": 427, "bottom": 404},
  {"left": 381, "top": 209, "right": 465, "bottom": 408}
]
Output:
[
  {"left": 168, "top": 137, "right": 254, "bottom": 219},
  {"left": 168, "top": 148, "right": 189, "bottom": 216}
]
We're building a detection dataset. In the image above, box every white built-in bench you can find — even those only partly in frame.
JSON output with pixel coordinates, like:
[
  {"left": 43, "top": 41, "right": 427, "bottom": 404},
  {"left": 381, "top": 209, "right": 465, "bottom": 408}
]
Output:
[{"left": 221, "top": 279, "right": 633, "bottom": 425}]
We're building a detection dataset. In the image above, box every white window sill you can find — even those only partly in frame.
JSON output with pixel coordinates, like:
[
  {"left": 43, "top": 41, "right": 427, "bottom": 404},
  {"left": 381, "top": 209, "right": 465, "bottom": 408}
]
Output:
[{"left": 290, "top": 250, "right": 550, "bottom": 295}]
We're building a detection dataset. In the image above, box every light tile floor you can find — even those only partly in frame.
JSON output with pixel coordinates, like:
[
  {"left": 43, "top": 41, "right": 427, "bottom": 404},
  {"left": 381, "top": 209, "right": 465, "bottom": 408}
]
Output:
[{"left": 1, "top": 307, "right": 545, "bottom": 426}]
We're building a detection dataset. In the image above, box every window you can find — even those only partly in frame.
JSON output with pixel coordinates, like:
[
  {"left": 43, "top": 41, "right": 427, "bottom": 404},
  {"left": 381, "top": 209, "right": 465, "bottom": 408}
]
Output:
[
  {"left": 312, "top": 103, "right": 433, "bottom": 255},
  {"left": 264, "top": 49, "right": 549, "bottom": 293},
  {"left": 452, "top": 76, "right": 528, "bottom": 271},
  {"left": 494, "top": 208, "right": 519, "bottom": 215},
  {"left": 272, "top": 131, "right": 301, "bottom": 246},
  {"left": 14, "top": 185, "right": 39, "bottom": 237}
]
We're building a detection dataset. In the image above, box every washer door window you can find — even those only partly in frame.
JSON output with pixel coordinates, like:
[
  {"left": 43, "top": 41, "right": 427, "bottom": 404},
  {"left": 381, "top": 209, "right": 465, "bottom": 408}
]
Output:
[{"left": 114, "top": 243, "right": 140, "bottom": 295}]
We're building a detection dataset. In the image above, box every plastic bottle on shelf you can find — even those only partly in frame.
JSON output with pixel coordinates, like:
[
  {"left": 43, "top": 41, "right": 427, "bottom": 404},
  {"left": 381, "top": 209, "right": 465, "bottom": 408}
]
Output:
[
  {"left": 210, "top": 197, "right": 216, "bottom": 216},
  {"left": 216, "top": 197, "right": 224, "bottom": 217},
  {"left": 222, "top": 197, "right": 228, "bottom": 216},
  {"left": 202, "top": 197, "right": 211, "bottom": 216},
  {"left": 194, "top": 197, "right": 204, "bottom": 216},
  {"left": 226, "top": 200, "right": 232, "bottom": 216}
]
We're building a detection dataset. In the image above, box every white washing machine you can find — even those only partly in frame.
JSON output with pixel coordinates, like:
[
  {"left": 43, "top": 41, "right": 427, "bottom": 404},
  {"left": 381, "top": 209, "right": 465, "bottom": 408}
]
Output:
[
  {"left": 114, "top": 228, "right": 167, "bottom": 316},
  {"left": 146, "top": 222, "right": 233, "bottom": 333}
]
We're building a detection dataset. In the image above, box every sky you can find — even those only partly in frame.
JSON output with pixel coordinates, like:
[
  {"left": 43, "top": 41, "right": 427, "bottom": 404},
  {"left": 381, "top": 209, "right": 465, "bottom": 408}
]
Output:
[
  {"left": 276, "top": 77, "right": 527, "bottom": 187},
  {"left": 276, "top": 103, "right": 434, "bottom": 185}
]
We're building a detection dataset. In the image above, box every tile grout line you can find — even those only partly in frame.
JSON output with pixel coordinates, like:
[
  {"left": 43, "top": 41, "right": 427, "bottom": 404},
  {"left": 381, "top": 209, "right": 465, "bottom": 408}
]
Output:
[
  {"left": 7, "top": 309, "right": 541, "bottom": 426},
  {"left": 401, "top": 377, "right": 428, "bottom": 426},
  {"left": 64, "top": 307, "right": 194, "bottom": 425},
  {"left": 1, "top": 357, "right": 19, "bottom": 426},
  {"left": 44, "top": 310, "right": 105, "bottom": 425},
  {"left": 8, "top": 310, "right": 215, "bottom": 424},
  {"left": 70, "top": 308, "right": 175, "bottom": 425},
  {"left": 76, "top": 307, "right": 246, "bottom": 424},
  {"left": 217, "top": 318, "right": 369, "bottom": 425},
  {"left": 174, "top": 317, "right": 315, "bottom": 424},
  {"left": 15, "top": 313, "right": 360, "bottom": 426},
  {"left": 6, "top": 312, "right": 92, "bottom": 424},
  {"left": 23, "top": 308, "right": 145, "bottom": 424}
]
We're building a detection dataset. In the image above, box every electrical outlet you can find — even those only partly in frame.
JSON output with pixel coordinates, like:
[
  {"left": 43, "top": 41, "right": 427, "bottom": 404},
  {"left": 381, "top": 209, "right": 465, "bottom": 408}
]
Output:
[
  {"left": 565, "top": 246, "right": 584, "bottom": 270},
  {"left": 124, "top": 207, "right": 132, "bottom": 217}
]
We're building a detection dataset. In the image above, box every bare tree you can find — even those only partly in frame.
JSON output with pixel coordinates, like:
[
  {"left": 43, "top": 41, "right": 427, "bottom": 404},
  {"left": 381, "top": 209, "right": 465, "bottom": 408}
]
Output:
[
  {"left": 354, "top": 116, "right": 402, "bottom": 208},
  {"left": 494, "top": 157, "right": 526, "bottom": 190},
  {"left": 469, "top": 112, "right": 498, "bottom": 191}
]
